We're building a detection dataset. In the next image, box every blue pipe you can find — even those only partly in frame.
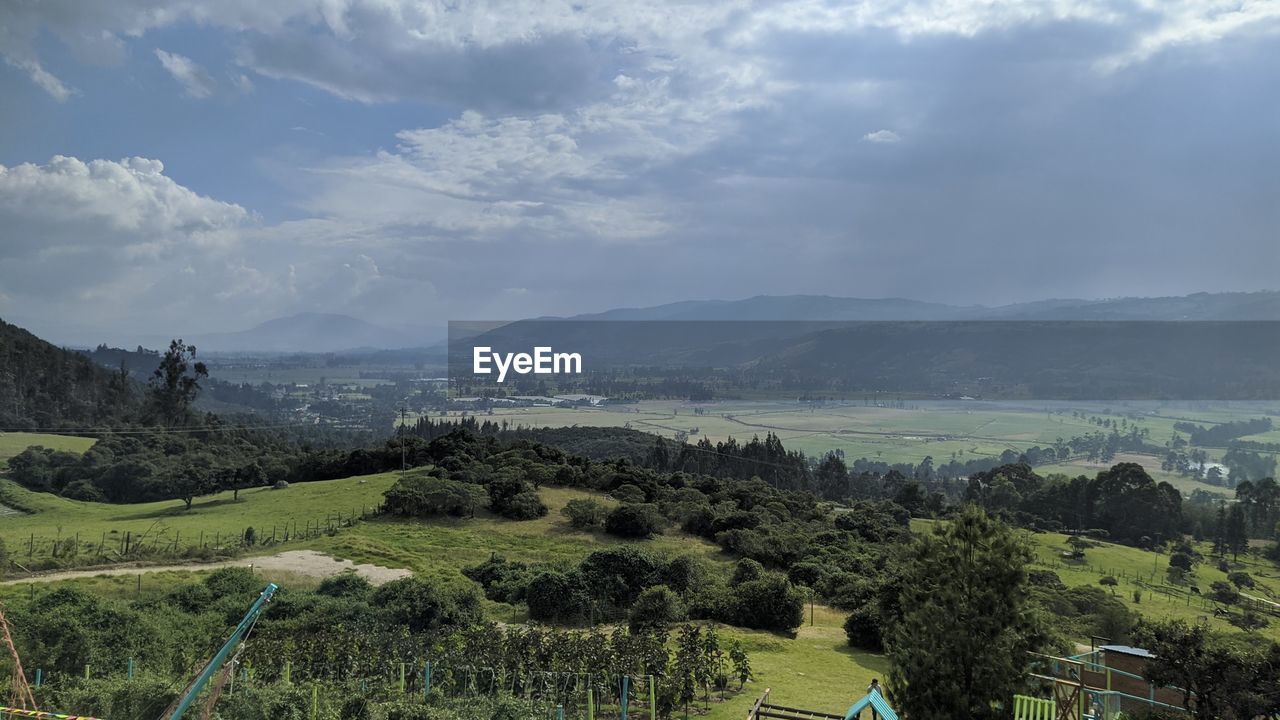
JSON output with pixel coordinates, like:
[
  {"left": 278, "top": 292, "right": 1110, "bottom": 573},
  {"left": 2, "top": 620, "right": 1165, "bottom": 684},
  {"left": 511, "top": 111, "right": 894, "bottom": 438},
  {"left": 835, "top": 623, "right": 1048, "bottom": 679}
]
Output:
[{"left": 167, "top": 583, "right": 278, "bottom": 720}]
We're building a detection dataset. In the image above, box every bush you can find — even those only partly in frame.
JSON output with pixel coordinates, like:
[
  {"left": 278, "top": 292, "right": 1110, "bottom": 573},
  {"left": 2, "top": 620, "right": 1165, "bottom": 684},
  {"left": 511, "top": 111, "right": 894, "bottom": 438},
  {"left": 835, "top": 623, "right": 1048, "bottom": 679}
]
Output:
[
  {"left": 629, "top": 585, "right": 686, "bottom": 632},
  {"left": 1168, "top": 552, "right": 1193, "bottom": 571},
  {"left": 605, "top": 503, "right": 664, "bottom": 538},
  {"left": 501, "top": 490, "right": 549, "bottom": 520},
  {"left": 844, "top": 605, "right": 885, "bottom": 651},
  {"left": 526, "top": 570, "right": 591, "bottom": 623},
  {"left": 383, "top": 471, "right": 486, "bottom": 518},
  {"left": 204, "top": 567, "right": 260, "bottom": 599},
  {"left": 317, "top": 570, "right": 374, "bottom": 599},
  {"left": 731, "top": 558, "right": 765, "bottom": 586},
  {"left": 1228, "top": 571, "right": 1256, "bottom": 589},
  {"left": 612, "top": 484, "right": 647, "bottom": 503},
  {"left": 562, "top": 498, "right": 608, "bottom": 529},
  {"left": 371, "top": 577, "right": 482, "bottom": 632},
  {"left": 728, "top": 573, "right": 805, "bottom": 631},
  {"left": 1099, "top": 576, "right": 1118, "bottom": 587}
]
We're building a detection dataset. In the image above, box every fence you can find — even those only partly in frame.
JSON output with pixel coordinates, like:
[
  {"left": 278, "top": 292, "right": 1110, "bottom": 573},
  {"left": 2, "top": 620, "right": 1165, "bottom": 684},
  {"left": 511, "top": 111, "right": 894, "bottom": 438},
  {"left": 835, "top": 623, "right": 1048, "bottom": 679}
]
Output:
[{"left": 6, "top": 507, "right": 378, "bottom": 572}]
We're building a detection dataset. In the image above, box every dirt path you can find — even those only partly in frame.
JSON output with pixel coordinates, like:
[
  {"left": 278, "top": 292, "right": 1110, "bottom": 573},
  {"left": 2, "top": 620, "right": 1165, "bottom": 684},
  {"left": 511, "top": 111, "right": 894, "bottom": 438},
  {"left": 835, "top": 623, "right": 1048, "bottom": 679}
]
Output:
[{"left": 0, "top": 550, "right": 413, "bottom": 586}]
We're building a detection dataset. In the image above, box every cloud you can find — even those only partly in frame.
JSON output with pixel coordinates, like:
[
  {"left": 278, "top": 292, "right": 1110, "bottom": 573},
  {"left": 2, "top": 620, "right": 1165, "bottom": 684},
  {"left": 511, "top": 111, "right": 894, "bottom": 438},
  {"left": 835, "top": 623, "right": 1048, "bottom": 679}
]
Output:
[
  {"left": 4, "top": 57, "right": 75, "bottom": 101},
  {"left": 862, "top": 129, "right": 901, "bottom": 143},
  {"left": 154, "top": 49, "right": 215, "bottom": 98}
]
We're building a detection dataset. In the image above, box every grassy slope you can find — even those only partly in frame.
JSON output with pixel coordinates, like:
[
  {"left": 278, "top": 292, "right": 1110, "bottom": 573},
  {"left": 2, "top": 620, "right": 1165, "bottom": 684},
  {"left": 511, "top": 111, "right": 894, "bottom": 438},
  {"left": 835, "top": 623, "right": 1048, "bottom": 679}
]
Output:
[
  {"left": 0, "top": 432, "right": 96, "bottom": 468},
  {"left": 0, "top": 474, "right": 396, "bottom": 552},
  {"left": 0, "top": 474, "right": 887, "bottom": 719}
]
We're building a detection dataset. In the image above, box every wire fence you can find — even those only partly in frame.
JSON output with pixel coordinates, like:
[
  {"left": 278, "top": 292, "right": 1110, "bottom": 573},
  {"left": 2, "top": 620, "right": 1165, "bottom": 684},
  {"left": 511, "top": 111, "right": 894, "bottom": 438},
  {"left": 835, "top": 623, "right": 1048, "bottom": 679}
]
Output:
[{"left": 6, "top": 507, "right": 378, "bottom": 573}]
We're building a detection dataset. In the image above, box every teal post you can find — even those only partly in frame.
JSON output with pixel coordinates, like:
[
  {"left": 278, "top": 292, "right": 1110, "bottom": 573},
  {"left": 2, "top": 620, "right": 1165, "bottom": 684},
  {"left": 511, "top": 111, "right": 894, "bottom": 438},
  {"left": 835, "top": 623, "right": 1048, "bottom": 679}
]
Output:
[
  {"left": 310, "top": 684, "right": 318, "bottom": 720},
  {"left": 283, "top": 660, "right": 292, "bottom": 685},
  {"left": 424, "top": 661, "right": 432, "bottom": 699},
  {"left": 399, "top": 662, "right": 406, "bottom": 694},
  {"left": 557, "top": 705, "right": 564, "bottom": 720},
  {"left": 621, "top": 676, "right": 630, "bottom": 720},
  {"left": 128, "top": 657, "right": 135, "bottom": 679},
  {"left": 587, "top": 687, "right": 595, "bottom": 720},
  {"left": 648, "top": 675, "right": 656, "bottom": 720},
  {"left": 34, "top": 669, "right": 42, "bottom": 688},
  {"left": 166, "top": 583, "right": 278, "bottom": 720}
]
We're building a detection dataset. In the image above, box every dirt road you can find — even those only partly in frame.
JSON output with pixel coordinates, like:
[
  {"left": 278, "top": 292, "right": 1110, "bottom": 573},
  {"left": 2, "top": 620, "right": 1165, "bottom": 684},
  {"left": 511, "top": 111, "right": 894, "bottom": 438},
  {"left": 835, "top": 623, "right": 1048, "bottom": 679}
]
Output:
[{"left": 0, "top": 550, "right": 413, "bottom": 586}]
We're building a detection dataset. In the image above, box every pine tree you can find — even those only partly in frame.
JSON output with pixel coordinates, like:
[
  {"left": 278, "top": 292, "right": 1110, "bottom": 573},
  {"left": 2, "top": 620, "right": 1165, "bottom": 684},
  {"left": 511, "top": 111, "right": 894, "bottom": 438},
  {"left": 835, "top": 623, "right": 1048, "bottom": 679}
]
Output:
[{"left": 887, "top": 505, "right": 1041, "bottom": 720}]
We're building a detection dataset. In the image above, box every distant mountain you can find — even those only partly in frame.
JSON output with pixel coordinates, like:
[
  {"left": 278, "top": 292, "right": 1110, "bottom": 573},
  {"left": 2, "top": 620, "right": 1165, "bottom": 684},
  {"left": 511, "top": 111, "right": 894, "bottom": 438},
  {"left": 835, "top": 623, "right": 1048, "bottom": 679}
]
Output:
[
  {"left": 567, "top": 290, "right": 1280, "bottom": 322},
  {"left": 190, "top": 313, "right": 428, "bottom": 353}
]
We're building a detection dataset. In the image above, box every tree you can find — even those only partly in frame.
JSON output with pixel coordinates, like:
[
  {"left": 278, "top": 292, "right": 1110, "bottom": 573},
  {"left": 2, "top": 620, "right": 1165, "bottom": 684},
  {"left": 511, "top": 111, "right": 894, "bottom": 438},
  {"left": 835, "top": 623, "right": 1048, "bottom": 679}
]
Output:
[
  {"left": 1135, "top": 619, "right": 1280, "bottom": 719},
  {"left": 887, "top": 505, "right": 1040, "bottom": 720},
  {"left": 147, "top": 339, "right": 208, "bottom": 426},
  {"left": 1225, "top": 504, "right": 1248, "bottom": 560}
]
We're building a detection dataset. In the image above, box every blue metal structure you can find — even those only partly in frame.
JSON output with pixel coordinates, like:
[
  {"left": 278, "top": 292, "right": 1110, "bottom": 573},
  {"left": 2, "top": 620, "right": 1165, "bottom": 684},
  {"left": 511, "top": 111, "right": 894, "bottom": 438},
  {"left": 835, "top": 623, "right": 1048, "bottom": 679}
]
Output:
[
  {"left": 842, "top": 690, "right": 898, "bottom": 720},
  {"left": 165, "top": 583, "right": 278, "bottom": 720}
]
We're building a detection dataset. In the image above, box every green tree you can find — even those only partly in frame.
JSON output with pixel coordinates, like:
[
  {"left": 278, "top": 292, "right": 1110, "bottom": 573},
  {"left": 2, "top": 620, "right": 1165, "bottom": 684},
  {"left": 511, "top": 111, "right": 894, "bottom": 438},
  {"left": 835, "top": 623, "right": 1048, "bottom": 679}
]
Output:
[
  {"left": 1225, "top": 504, "right": 1248, "bottom": 560},
  {"left": 1135, "top": 619, "right": 1280, "bottom": 719},
  {"left": 147, "top": 339, "right": 208, "bottom": 426},
  {"left": 887, "top": 505, "right": 1040, "bottom": 720}
]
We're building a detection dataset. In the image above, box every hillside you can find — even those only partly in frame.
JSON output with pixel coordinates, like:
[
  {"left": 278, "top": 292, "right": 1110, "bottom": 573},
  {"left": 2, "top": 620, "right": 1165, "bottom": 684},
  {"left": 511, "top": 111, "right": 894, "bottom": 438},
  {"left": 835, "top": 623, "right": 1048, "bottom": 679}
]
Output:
[{"left": 0, "top": 317, "right": 139, "bottom": 430}]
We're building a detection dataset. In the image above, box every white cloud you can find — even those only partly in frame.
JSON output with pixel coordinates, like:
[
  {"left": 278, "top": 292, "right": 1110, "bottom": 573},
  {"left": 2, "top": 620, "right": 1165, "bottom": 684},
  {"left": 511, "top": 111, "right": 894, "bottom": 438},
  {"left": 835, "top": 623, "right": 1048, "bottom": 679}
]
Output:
[
  {"left": 5, "top": 57, "right": 75, "bottom": 101},
  {"left": 863, "top": 129, "right": 902, "bottom": 143},
  {"left": 154, "top": 49, "right": 215, "bottom": 98}
]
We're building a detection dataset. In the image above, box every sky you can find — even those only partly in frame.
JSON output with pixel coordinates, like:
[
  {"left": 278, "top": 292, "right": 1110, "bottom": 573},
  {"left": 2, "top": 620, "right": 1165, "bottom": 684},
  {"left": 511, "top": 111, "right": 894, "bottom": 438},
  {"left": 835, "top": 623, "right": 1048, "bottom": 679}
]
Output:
[{"left": 1, "top": 0, "right": 1278, "bottom": 345}]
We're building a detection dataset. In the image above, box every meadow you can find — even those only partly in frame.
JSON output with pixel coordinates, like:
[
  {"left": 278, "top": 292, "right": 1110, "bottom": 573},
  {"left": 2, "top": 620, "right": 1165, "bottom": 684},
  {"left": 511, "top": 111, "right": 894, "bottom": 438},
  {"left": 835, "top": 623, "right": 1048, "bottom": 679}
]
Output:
[{"left": 0, "top": 432, "right": 95, "bottom": 468}]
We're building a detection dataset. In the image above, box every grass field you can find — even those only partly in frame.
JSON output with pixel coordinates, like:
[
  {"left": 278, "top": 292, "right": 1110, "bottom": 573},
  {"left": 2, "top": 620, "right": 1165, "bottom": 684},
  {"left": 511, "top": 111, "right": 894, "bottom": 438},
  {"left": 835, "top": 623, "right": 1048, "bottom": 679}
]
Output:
[
  {"left": 0, "top": 432, "right": 95, "bottom": 467},
  {"left": 0, "top": 473, "right": 396, "bottom": 560}
]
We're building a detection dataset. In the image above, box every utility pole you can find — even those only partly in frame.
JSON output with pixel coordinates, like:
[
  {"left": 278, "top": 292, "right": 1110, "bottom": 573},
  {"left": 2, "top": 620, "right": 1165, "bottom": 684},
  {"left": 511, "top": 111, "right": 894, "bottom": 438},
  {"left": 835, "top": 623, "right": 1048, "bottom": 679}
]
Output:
[{"left": 400, "top": 405, "right": 408, "bottom": 481}]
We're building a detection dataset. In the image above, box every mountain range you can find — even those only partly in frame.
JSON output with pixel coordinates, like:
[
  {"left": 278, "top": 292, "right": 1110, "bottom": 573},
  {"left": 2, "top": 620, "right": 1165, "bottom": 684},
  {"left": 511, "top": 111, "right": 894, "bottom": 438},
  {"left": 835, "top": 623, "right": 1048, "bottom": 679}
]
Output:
[{"left": 70, "top": 290, "right": 1280, "bottom": 353}]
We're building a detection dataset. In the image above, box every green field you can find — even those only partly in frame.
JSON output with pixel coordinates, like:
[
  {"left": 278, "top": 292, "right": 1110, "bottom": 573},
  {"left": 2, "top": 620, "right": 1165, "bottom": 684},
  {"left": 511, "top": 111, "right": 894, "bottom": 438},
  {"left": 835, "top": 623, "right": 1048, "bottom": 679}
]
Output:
[
  {"left": 0, "top": 474, "right": 395, "bottom": 561},
  {"left": 0, "top": 431, "right": 95, "bottom": 467},
  {"left": 468, "top": 400, "right": 1251, "bottom": 496}
]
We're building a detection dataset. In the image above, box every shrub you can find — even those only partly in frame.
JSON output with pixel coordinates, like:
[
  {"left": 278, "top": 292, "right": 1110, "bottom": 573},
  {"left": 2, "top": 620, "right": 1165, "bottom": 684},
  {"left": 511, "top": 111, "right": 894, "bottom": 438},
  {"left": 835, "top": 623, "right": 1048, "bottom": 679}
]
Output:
[
  {"left": 612, "top": 484, "right": 647, "bottom": 503},
  {"left": 728, "top": 573, "right": 805, "bottom": 631},
  {"left": 526, "top": 570, "right": 591, "bottom": 623},
  {"left": 605, "top": 503, "right": 664, "bottom": 538},
  {"left": 501, "top": 490, "right": 549, "bottom": 520},
  {"left": 371, "top": 577, "right": 482, "bottom": 632},
  {"left": 844, "top": 605, "right": 885, "bottom": 651},
  {"left": 204, "top": 567, "right": 260, "bottom": 599},
  {"left": 561, "top": 498, "right": 607, "bottom": 529},
  {"left": 383, "top": 471, "right": 485, "bottom": 518},
  {"left": 731, "top": 558, "right": 765, "bottom": 586},
  {"left": 1099, "top": 576, "right": 1119, "bottom": 587},
  {"left": 629, "top": 585, "right": 686, "bottom": 632},
  {"left": 1228, "top": 571, "right": 1255, "bottom": 589},
  {"left": 317, "top": 571, "right": 373, "bottom": 599},
  {"left": 1168, "top": 552, "right": 1193, "bottom": 571}
]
